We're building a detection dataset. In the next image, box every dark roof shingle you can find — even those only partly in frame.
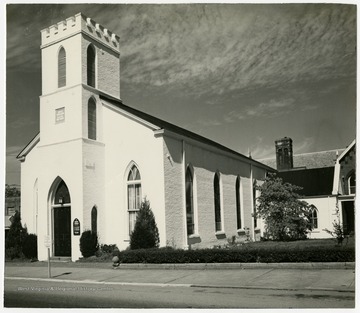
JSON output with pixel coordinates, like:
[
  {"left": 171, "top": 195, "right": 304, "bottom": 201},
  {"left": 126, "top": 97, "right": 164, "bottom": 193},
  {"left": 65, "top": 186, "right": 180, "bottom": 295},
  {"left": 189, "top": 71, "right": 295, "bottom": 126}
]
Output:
[
  {"left": 277, "top": 167, "right": 335, "bottom": 197},
  {"left": 259, "top": 149, "right": 344, "bottom": 170}
]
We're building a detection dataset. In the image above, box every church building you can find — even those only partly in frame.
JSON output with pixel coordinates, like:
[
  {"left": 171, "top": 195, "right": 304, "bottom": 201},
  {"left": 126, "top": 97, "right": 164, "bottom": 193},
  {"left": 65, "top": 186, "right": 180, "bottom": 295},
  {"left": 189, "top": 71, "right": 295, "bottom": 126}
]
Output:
[{"left": 17, "top": 13, "right": 272, "bottom": 261}]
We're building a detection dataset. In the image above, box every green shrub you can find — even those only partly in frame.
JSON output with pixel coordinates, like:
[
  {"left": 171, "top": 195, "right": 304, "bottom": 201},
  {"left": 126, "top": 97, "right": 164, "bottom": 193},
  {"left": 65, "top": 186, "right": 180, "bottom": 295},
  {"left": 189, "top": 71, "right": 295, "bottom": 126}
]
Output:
[
  {"left": 80, "top": 230, "right": 99, "bottom": 258},
  {"left": 115, "top": 245, "right": 354, "bottom": 264},
  {"left": 5, "top": 211, "right": 28, "bottom": 259},
  {"left": 100, "top": 244, "right": 118, "bottom": 255},
  {"left": 130, "top": 199, "right": 159, "bottom": 250},
  {"left": 22, "top": 233, "right": 38, "bottom": 259},
  {"left": 5, "top": 246, "right": 23, "bottom": 260}
]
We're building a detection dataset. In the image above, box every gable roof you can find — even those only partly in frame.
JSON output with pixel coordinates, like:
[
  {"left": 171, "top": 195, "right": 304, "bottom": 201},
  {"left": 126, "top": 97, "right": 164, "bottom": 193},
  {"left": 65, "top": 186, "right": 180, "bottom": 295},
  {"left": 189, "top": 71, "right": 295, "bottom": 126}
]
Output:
[
  {"left": 259, "top": 149, "right": 344, "bottom": 170},
  {"left": 16, "top": 133, "right": 40, "bottom": 160},
  {"left": 338, "top": 139, "right": 356, "bottom": 162},
  {"left": 100, "top": 94, "right": 274, "bottom": 170},
  {"left": 16, "top": 95, "right": 274, "bottom": 171}
]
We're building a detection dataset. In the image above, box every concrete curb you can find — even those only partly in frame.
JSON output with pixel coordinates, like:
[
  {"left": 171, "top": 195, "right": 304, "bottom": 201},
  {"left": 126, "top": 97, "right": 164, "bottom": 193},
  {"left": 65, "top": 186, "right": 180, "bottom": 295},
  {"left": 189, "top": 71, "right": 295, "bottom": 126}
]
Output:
[
  {"left": 113, "top": 262, "right": 355, "bottom": 270},
  {"left": 6, "top": 261, "right": 355, "bottom": 270}
]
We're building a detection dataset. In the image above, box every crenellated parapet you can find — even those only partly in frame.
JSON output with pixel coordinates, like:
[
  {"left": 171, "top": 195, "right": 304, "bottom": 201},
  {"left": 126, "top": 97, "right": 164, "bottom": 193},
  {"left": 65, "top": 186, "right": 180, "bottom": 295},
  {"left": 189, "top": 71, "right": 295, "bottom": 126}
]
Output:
[{"left": 41, "top": 13, "right": 120, "bottom": 52}]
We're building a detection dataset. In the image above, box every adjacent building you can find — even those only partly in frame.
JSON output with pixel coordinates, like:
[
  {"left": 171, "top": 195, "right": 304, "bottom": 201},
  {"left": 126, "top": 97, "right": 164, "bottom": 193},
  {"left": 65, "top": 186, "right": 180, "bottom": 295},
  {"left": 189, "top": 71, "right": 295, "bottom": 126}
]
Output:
[{"left": 260, "top": 137, "right": 355, "bottom": 238}]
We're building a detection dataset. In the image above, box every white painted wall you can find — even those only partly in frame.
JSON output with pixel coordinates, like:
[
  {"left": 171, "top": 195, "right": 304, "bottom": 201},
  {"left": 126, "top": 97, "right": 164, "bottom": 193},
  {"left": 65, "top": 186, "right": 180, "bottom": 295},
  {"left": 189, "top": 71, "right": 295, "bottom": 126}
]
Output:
[
  {"left": 101, "top": 103, "right": 166, "bottom": 250},
  {"left": 20, "top": 139, "right": 84, "bottom": 261},
  {"left": 304, "top": 196, "right": 338, "bottom": 239}
]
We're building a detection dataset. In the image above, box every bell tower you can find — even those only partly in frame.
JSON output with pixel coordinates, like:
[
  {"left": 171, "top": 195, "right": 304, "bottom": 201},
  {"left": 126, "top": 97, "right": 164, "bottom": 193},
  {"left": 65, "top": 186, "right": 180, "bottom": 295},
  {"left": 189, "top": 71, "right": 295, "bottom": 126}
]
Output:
[
  {"left": 275, "top": 137, "right": 294, "bottom": 171},
  {"left": 39, "top": 13, "right": 120, "bottom": 146}
]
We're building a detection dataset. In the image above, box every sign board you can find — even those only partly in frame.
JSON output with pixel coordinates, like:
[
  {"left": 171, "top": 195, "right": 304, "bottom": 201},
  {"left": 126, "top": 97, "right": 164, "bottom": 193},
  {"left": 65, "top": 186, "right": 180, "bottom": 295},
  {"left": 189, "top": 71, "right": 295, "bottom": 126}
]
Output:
[
  {"left": 55, "top": 107, "right": 65, "bottom": 123},
  {"left": 73, "top": 218, "right": 80, "bottom": 235},
  {"left": 44, "top": 235, "right": 51, "bottom": 248}
]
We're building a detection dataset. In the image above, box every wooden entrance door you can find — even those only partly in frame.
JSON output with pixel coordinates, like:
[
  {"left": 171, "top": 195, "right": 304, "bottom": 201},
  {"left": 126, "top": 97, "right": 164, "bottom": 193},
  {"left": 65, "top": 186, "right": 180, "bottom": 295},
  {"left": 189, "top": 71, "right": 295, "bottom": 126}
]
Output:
[
  {"left": 53, "top": 206, "right": 71, "bottom": 256},
  {"left": 342, "top": 201, "right": 355, "bottom": 234}
]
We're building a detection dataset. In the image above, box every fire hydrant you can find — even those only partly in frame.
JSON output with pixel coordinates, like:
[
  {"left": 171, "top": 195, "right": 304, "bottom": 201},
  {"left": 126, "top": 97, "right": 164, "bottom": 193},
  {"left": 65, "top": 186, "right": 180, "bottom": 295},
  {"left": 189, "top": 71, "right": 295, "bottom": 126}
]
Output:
[{"left": 112, "top": 256, "right": 120, "bottom": 269}]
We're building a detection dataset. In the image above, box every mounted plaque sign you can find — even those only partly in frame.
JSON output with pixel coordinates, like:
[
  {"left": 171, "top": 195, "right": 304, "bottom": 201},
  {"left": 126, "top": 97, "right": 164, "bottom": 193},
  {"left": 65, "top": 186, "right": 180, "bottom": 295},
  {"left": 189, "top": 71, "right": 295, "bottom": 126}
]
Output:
[{"left": 73, "top": 218, "right": 80, "bottom": 235}]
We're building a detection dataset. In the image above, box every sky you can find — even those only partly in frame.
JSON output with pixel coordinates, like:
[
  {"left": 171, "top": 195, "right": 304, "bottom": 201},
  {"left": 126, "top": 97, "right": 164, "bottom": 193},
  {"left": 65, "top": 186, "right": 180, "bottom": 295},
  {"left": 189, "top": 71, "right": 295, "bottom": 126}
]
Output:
[{"left": 3, "top": 2, "right": 357, "bottom": 186}]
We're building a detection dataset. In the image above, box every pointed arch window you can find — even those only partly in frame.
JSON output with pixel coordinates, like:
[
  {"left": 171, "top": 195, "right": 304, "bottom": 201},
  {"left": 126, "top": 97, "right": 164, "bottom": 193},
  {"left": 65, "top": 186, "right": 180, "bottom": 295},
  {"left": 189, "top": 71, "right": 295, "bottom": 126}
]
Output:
[
  {"left": 253, "top": 180, "right": 257, "bottom": 228},
  {"left": 58, "top": 47, "right": 66, "bottom": 88},
  {"left": 214, "top": 172, "right": 222, "bottom": 232},
  {"left": 236, "top": 176, "right": 242, "bottom": 229},
  {"left": 127, "top": 164, "right": 142, "bottom": 235},
  {"left": 186, "top": 166, "right": 195, "bottom": 236},
  {"left": 87, "top": 45, "right": 96, "bottom": 87},
  {"left": 91, "top": 206, "right": 97, "bottom": 234},
  {"left": 88, "top": 98, "right": 97, "bottom": 140},
  {"left": 347, "top": 171, "right": 356, "bottom": 195},
  {"left": 54, "top": 180, "right": 71, "bottom": 205},
  {"left": 310, "top": 206, "right": 318, "bottom": 229}
]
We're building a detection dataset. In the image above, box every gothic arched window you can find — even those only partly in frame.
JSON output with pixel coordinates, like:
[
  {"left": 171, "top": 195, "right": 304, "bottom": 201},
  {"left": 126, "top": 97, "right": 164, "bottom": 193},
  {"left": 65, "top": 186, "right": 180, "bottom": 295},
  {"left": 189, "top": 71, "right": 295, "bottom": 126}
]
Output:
[
  {"left": 88, "top": 98, "right": 96, "bottom": 140},
  {"left": 58, "top": 47, "right": 66, "bottom": 88},
  {"left": 236, "top": 176, "right": 241, "bottom": 229},
  {"left": 127, "top": 164, "right": 142, "bottom": 235},
  {"left": 253, "top": 180, "right": 257, "bottom": 228},
  {"left": 214, "top": 172, "right": 222, "bottom": 232},
  {"left": 91, "top": 206, "right": 97, "bottom": 234},
  {"left": 54, "top": 180, "right": 71, "bottom": 205},
  {"left": 186, "top": 166, "right": 195, "bottom": 236},
  {"left": 347, "top": 171, "right": 356, "bottom": 195},
  {"left": 87, "top": 45, "right": 96, "bottom": 87},
  {"left": 310, "top": 206, "right": 318, "bottom": 229}
]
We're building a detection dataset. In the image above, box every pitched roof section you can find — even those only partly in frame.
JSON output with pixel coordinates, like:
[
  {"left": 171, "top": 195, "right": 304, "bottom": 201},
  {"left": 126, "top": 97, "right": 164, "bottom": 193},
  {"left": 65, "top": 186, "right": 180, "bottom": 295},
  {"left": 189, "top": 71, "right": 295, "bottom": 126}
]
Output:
[
  {"left": 278, "top": 167, "right": 335, "bottom": 197},
  {"left": 338, "top": 139, "right": 356, "bottom": 162},
  {"left": 16, "top": 133, "right": 40, "bottom": 161},
  {"left": 100, "top": 94, "right": 274, "bottom": 171},
  {"left": 259, "top": 149, "right": 344, "bottom": 170}
]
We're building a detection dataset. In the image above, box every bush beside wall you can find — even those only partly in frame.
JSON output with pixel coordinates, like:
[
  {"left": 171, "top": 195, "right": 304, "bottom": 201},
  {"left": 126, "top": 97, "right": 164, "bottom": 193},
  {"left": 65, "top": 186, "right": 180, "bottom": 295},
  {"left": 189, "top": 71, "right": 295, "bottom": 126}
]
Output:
[{"left": 115, "top": 245, "right": 354, "bottom": 264}]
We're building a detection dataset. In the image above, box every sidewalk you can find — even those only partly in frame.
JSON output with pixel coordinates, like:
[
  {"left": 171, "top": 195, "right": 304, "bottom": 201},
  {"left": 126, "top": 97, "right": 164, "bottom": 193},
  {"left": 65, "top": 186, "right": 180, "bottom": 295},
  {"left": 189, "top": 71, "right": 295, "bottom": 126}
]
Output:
[{"left": 4, "top": 262, "right": 355, "bottom": 292}]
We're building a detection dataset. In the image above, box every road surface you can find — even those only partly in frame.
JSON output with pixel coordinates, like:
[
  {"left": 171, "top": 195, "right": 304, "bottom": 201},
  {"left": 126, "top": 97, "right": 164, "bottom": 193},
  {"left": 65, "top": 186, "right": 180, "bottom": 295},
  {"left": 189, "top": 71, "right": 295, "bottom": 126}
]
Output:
[{"left": 4, "top": 278, "right": 355, "bottom": 308}]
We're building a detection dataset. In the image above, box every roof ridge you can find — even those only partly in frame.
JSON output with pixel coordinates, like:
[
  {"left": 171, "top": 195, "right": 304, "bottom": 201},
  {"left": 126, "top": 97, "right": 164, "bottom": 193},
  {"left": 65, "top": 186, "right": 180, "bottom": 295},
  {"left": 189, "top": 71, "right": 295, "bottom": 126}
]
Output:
[{"left": 100, "top": 94, "right": 274, "bottom": 171}]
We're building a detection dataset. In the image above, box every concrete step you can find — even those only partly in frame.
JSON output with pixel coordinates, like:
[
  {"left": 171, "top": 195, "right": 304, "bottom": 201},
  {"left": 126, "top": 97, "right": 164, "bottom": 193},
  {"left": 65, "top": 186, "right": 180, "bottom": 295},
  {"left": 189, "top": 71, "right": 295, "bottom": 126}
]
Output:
[{"left": 50, "top": 257, "right": 71, "bottom": 262}]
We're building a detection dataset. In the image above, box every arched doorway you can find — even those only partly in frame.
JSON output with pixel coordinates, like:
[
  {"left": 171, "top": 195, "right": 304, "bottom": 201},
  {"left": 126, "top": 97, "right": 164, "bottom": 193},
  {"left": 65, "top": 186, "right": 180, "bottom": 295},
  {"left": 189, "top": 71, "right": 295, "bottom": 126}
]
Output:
[{"left": 52, "top": 180, "right": 71, "bottom": 257}]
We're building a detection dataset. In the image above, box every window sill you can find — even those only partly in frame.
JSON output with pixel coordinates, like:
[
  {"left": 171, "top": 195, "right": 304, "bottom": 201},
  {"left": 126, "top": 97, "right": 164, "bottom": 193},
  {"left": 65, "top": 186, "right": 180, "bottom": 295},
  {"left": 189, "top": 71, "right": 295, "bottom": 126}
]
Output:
[
  {"left": 215, "top": 231, "right": 226, "bottom": 236},
  {"left": 188, "top": 234, "right": 200, "bottom": 239}
]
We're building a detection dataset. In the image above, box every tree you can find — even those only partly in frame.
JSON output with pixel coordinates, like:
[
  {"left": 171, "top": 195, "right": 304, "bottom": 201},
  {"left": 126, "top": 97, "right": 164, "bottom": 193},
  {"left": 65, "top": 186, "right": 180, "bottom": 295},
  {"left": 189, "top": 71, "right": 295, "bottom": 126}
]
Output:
[
  {"left": 130, "top": 199, "right": 160, "bottom": 250},
  {"left": 5, "top": 184, "right": 20, "bottom": 198},
  {"left": 255, "top": 173, "right": 313, "bottom": 241},
  {"left": 5, "top": 211, "right": 27, "bottom": 259}
]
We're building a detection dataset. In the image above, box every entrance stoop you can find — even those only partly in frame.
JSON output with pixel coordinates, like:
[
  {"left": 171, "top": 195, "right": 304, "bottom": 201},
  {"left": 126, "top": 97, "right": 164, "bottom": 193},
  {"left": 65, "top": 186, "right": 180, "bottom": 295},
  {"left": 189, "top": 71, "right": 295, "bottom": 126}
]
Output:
[{"left": 50, "top": 257, "right": 72, "bottom": 262}]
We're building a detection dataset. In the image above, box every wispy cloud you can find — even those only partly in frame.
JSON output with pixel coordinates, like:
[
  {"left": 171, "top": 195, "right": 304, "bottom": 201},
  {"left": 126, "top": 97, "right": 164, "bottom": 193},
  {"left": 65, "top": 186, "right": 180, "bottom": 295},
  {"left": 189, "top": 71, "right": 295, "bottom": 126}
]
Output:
[
  {"left": 117, "top": 4, "right": 356, "bottom": 97},
  {"left": 224, "top": 98, "right": 296, "bottom": 122},
  {"left": 8, "top": 117, "right": 37, "bottom": 130},
  {"left": 7, "top": 4, "right": 356, "bottom": 96},
  {"left": 248, "top": 136, "right": 275, "bottom": 159},
  {"left": 293, "top": 137, "right": 316, "bottom": 154},
  {"left": 197, "top": 117, "right": 223, "bottom": 127}
]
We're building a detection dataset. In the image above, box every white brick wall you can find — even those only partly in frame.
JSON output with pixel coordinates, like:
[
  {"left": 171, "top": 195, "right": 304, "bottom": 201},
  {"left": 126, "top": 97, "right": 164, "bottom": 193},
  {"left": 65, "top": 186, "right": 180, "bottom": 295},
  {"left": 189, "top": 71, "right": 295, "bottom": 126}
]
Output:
[{"left": 163, "top": 136, "right": 268, "bottom": 249}]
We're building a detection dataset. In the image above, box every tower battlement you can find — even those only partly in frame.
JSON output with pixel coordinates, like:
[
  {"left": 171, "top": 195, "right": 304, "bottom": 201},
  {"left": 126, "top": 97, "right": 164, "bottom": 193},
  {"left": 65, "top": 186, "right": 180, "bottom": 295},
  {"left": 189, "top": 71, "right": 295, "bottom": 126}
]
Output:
[{"left": 41, "top": 13, "right": 120, "bottom": 52}]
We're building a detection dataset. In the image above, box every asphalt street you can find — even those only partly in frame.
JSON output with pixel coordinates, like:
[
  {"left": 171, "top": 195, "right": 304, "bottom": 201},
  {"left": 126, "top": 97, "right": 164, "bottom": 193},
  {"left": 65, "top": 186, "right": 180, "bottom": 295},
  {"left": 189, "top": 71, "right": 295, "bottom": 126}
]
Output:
[
  {"left": 4, "top": 278, "right": 355, "bottom": 308},
  {"left": 3, "top": 262, "right": 356, "bottom": 308}
]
